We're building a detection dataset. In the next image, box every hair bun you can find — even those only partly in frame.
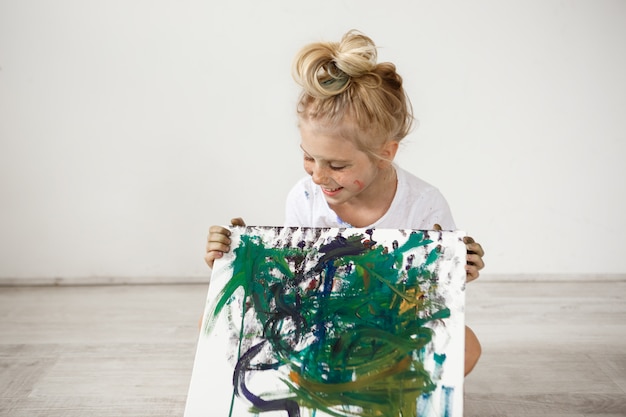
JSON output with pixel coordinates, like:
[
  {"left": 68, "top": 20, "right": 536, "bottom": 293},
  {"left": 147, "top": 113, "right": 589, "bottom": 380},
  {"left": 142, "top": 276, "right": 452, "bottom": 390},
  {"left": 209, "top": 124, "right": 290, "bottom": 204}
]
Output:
[
  {"left": 293, "top": 30, "right": 378, "bottom": 98},
  {"left": 334, "top": 31, "right": 377, "bottom": 77}
]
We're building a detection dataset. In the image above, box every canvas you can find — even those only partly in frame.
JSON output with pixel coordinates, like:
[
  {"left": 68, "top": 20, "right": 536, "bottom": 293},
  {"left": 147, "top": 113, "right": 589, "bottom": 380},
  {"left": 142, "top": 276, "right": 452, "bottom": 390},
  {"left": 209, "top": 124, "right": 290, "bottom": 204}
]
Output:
[{"left": 184, "top": 226, "right": 467, "bottom": 417}]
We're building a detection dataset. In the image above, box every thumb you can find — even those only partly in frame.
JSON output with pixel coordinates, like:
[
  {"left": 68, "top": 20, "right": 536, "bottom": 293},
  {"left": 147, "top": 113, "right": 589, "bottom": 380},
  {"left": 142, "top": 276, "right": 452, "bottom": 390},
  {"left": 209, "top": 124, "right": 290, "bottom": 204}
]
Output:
[
  {"left": 463, "top": 236, "right": 476, "bottom": 245},
  {"left": 230, "top": 217, "right": 246, "bottom": 227}
]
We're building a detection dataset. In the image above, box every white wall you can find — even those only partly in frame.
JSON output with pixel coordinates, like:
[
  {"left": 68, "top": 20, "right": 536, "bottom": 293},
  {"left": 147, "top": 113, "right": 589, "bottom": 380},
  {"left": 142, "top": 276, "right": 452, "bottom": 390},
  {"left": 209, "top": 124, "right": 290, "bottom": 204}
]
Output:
[{"left": 1, "top": 0, "right": 625, "bottom": 282}]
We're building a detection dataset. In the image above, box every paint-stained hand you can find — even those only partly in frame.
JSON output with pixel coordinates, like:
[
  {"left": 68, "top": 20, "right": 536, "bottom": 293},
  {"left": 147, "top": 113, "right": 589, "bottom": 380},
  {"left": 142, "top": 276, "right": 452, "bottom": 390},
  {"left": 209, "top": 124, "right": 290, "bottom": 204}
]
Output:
[
  {"left": 463, "top": 236, "right": 484, "bottom": 282},
  {"left": 433, "top": 224, "right": 485, "bottom": 283},
  {"left": 205, "top": 217, "right": 246, "bottom": 269}
]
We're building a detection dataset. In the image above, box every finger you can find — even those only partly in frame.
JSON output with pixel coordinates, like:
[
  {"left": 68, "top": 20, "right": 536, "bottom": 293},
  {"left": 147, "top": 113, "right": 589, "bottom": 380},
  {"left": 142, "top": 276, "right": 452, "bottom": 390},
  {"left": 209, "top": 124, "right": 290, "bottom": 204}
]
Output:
[
  {"left": 207, "top": 230, "right": 232, "bottom": 246},
  {"left": 205, "top": 235, "right": 232, "bottom": 269},
  {"left": 465, "top": 264, "right": 480, "bottom": 282},
  {"left": 208, "top": 225, "right": 231, "bottom": 239},
  {"left": 231, "top": 217, "right": 246, "bottom": 227},
  {"left": 463, "top": 236, "right": 483, "bottom": 254},
  {"left": 463, "top": 236, "right": 475, "bottom": 245},
  {"left": 206, "top": 226, "right": 232, "bottom": 258},
  {"left": 433, "top": 223, "right": 442, "bottom": 231},
  {"left": 206, "top": 235, "right": 230, "bottom": 252},
  {"left": 466, "top": 242, "right": 484, "bottom": 257},
  {"left": 205, "top": 222, "right": 241, "bottom": 269},
  {"left": 466, "top": 253, "right": 485, "bottom": 271},
  {"left": 204, "top": 250, "right": 223, "bottom": 269}
]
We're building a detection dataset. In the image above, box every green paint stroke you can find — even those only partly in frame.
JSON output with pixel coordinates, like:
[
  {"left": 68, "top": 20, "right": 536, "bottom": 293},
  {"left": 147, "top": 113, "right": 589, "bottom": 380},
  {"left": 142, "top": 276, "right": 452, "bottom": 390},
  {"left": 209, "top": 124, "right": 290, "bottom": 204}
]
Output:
[{"left": 207, "top": 230, "right": 452, "bottom": 417}]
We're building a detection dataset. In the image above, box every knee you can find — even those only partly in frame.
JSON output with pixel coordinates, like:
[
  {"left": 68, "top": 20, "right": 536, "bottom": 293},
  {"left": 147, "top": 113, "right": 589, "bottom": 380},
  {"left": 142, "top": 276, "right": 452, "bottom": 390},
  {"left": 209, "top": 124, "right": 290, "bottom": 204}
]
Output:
[{"left": 465, "top": 326, "right": 482, "bottom": 376}]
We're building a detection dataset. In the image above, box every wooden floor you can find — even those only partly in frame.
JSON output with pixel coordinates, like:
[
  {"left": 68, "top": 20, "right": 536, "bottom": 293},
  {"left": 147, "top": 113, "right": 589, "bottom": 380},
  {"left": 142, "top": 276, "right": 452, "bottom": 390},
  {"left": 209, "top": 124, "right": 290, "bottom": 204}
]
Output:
[{"left": 0, "top": 280, "right": 625, "bottom": 417}]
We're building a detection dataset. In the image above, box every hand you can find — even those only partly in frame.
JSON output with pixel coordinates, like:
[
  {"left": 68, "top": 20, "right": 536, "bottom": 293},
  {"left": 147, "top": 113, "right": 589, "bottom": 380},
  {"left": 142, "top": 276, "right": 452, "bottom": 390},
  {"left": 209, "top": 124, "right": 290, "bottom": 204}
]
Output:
[
  {"left": 433, "top": 224, "right": 485, "bottom": 282},
  {"left": 204, "top": 217, "right": 246, "bottom": 269},
  {"left": 463, "top": 235, "right": 484, "bottom": 282}
]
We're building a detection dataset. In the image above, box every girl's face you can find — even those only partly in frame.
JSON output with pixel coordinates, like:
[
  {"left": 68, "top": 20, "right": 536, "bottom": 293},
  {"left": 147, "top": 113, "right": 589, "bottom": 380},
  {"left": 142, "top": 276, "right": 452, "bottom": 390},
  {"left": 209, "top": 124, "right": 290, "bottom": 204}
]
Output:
[{"left": 299, "top": 119, "right": 396, "bottom": 207}]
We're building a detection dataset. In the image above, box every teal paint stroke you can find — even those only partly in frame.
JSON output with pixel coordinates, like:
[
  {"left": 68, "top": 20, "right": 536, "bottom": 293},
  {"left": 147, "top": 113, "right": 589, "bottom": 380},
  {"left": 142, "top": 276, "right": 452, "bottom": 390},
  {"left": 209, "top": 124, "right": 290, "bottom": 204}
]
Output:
[{"left": 205, "top": 228, "right": 460, "bottom": 417}]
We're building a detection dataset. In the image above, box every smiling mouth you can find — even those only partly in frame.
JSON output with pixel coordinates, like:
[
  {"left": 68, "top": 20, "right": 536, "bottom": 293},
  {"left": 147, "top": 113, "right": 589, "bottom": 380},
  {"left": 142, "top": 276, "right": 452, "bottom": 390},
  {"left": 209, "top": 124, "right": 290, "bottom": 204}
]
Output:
[{"left": 322, "top": 187, "right": 343, "bottom": 196}]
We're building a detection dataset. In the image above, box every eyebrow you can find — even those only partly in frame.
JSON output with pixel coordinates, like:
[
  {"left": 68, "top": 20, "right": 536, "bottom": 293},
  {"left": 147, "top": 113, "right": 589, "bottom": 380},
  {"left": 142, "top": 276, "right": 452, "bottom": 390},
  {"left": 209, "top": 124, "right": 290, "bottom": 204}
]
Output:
[{"left": 299, "top": 145, "right": 351, "bottom": 164}]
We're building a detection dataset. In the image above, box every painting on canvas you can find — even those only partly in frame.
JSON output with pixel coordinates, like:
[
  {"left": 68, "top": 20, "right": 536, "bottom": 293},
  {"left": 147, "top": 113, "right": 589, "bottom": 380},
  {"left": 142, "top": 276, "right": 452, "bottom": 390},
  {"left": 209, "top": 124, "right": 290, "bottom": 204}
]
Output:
[{"left": 184, "top": 226, "right": 467, "bottom": 417}]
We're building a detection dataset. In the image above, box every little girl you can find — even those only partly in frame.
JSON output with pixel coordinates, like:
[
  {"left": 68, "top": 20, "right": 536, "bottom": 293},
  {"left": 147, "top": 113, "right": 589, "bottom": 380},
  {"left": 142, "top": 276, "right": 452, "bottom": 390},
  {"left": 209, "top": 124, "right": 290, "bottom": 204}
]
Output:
[{"left": 205, "top": 30, "right": 484, "bottom": 375}]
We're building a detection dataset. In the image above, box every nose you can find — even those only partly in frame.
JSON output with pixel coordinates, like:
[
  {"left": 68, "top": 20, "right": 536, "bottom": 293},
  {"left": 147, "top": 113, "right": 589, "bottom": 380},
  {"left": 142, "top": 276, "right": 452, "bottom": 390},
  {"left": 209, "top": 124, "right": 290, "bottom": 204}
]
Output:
[{"left": 310, "top": 163, "right": 329, "bottom": 185}]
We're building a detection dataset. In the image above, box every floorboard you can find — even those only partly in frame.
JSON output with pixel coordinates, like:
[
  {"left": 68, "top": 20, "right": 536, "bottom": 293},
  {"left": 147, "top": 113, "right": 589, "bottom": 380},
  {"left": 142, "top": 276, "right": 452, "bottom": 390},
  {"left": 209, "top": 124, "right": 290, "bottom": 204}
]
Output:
[{"left": 1, "top": 281, "right": 625, "bottom": 416}]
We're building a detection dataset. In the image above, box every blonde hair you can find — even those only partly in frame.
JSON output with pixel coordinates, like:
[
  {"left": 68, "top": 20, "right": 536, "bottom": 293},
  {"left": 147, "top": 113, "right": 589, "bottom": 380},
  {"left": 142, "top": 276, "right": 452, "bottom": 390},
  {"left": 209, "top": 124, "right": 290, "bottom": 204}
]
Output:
[{"left": 293, "top": 30, "right": 414, "bottom": 155}]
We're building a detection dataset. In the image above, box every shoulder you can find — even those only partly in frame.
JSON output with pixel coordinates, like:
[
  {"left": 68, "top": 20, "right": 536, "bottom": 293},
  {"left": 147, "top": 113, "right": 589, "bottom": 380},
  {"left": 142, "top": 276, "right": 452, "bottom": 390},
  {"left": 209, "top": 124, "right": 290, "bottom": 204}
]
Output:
[
  {"left": 396, "top": 166, "right": 446, "bottom": 201},
  {"left": 384, "top": 166, "right": 456, "bottom": 229}
]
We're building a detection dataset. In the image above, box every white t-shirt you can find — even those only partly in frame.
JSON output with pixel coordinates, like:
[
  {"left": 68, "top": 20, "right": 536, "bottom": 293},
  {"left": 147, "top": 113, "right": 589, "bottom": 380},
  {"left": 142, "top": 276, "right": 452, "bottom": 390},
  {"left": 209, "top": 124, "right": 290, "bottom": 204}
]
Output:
[{"left": 284, "top": 165, "right": 456, "bottom": 230}]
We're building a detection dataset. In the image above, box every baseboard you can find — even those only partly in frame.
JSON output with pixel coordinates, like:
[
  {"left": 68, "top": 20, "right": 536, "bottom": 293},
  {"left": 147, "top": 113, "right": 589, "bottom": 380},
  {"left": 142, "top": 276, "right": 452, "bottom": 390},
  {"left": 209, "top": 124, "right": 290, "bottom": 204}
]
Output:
[
  {"left": 0, "top": 276, "right": 210, "bottom": 287},
  {"left": 1, "top": 273, "right": 624, "bottom": 287},
  {"left": 480, "top": 273, "right": 626, "bottom": 282}
]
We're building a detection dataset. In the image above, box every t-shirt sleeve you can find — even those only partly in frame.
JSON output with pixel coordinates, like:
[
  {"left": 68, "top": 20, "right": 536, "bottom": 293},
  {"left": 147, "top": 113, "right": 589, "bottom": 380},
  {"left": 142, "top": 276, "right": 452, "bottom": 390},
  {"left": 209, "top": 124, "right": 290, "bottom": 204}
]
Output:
[
  {"left": 389, "top": 167, "right": 457, "bottom": 230},
  {"left": 419, "top": 191, "right": 456, "bottom": 230}
]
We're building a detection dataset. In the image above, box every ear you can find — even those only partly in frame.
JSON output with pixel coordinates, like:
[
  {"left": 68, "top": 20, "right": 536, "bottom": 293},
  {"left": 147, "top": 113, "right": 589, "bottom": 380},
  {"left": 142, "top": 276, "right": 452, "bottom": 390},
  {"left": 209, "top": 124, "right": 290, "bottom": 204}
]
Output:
[{"left": 377, "top": 140, "right": 399, "bottom": 166}]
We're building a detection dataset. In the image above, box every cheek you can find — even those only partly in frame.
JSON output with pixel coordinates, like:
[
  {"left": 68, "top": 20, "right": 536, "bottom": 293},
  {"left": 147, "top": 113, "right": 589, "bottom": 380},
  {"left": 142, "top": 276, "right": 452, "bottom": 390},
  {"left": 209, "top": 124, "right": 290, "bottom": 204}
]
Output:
[
  {"left": 303, "top": 161, "right": 313, "bottom": 176},
  {"left": 353, "top": 180, "right": 365, "bottom": 190}
]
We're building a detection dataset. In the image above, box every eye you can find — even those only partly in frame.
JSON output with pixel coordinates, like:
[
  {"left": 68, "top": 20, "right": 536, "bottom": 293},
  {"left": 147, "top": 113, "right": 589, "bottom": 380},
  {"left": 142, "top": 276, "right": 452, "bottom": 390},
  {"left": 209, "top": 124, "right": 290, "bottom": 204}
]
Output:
[{"left": 330, "top": 165, "right": 346, "bottom": 171}]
